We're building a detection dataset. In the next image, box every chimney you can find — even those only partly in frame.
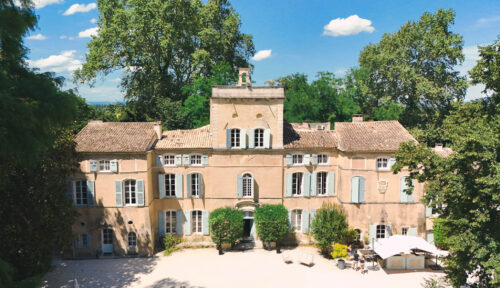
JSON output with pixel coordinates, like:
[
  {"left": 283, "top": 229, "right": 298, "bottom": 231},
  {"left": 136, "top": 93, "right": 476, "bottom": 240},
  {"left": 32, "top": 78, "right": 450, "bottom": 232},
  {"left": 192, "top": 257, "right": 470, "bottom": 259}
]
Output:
[
  {"left": 435, "top": 143, "right": 443, "bottom": 151},
  {"left": 153, "top": 121, "right": 162, "bottom": 140},
  {"left": 89, "top": 120, "right": 103, "bottom": 124},
  {"left": 352, "top": 114, "right": 364, "bottom": 122},
  {"left": 237, "top": 67, "right": 251, "bottom": 87}
]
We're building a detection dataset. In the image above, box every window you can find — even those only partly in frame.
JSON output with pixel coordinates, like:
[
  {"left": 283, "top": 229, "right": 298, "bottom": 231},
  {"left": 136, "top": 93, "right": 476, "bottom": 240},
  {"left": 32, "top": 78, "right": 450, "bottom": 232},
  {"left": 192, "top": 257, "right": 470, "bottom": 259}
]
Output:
[
  {"left": 230, "top": 129, "right": 240, "bottom": 148},
  {"left": 292, "top": 154, "right": 303, "bottom": 165},
  {"left": 318, "top": 154, "right": 328, "bottom": 165},
  {"left": 242, "top": 173, "right": 253, "bottom": 197},
  {"left": 102, "top": 229, "right": 113, "bottom": 244},
  {"left": 99, "top": 160, "right": 110, "bottom": 172},
  {"left": 128, "top": 232, "right": 137, "bottom": 247},
  {"left": 75, "top": 180, "right": 88, "bottom": 205},
  {"left": 254, "top": 129, "right": 264, "bottom": 148},
  {"left": 191, "top": 173, "right": 201, "bottom": 197},
  {"left": 292, "top": 173, "right": 303, "bottom": 196},
  {"left": 317, "top": 172, "right": 327, "bottom": 195},
  {"left": 75, "top": 233, "right": 89, "bottom": 248},
  {"left": 163, "top": 155, "right": 175, "bottom": 166},
  {"left": 165, "top": 211, "right": 177, "bottom": 234},
  {"left": 376, "top": 224, "right": 386, "bottom": 239},
  {"left": 376, "top": 158, "right": 389, "bottom": 170},
  {"left": 191, "top": 210, "right": 202, "bottom": 234},
  {"left": 124, "top": 180, "right": 137, "bottom": 205},
  {"left": 164, "top": 174, "right": 176, "bottom": 197},
  {"left": 402, "top": 227, "right": 408, "bottom": 236},
  {"left": 190, "top": 154, "right": 202, "bottom": 166},
  {"left": 354, "top": 229, "right": 361, "bottom": 242},
  {"left": 291, "top": 209, "right": 302, "bottom": 232}
]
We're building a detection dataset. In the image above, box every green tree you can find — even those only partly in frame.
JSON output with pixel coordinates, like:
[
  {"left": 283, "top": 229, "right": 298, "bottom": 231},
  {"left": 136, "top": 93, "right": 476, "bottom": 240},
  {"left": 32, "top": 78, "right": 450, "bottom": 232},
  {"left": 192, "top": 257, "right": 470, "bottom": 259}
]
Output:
[
  {"left": 74, "top": 0, "right": 254, "bottom": 129},
  {"left": 254, "top": 204, "right": 289, "bottom": 247},
  {"left": 209, "top": 207, "right": 244, "bottom": 246},
  {"left": 469, "top": 36, "right": 500, "bottom": 98}
]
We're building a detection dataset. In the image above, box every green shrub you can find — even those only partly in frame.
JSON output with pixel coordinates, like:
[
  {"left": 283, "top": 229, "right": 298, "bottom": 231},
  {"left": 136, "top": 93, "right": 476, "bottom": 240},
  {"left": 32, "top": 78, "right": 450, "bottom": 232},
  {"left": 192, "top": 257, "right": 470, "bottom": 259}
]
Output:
[
  {"left": 209, "top": 207, "right": 244, "bottom": 246},
  {"left": 0, "top": 259, "right": 42, "bottom": 288},
  {"left": 311, "top": 203, "right": 352, "bottom": 255},
  {"left": 433, "top": 218, "right": 451, "bottom": 250},
  {"left": 330, "top": 243, "right": 348, "bottom": 259},
  {"left": 163, "top": 235, "right": 182, "bottom": 256},
  {"left": 254, "top": 204, "right": 289, "bottom": 244}
]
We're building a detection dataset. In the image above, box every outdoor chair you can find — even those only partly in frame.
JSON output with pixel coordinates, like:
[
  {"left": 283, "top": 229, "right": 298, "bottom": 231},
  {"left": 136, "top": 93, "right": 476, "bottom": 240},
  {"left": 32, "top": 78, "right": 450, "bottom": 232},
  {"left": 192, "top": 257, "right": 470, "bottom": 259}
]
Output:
[
  {"left": 282, "top": 251, "right": 293, "bottom": 264},
  {"left": 298, "top": 252, "right": 314, "bottom": 267}
]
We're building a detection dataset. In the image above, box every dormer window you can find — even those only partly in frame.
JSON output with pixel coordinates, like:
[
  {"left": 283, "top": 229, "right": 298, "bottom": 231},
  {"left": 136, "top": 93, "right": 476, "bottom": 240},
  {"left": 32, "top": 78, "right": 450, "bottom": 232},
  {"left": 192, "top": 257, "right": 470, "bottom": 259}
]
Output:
[
  {"left": 254, "top": 129, "right": 264, "bottom": 148},
  {"left": 292, "top": 154, "right": 303, "bottom": 165},
  {"left": 376, "top": 157, "right": 389, "bottom": 170},
  {"left": 163, "top": 155, "right": 175, "bottom": 166},
  {"left": 231, "top": 129, "right": 240, "bottom": 148},
  {"left": 190, "top": 154, "right": 202, "bottom": 166},
  {"left": 318, "top": 154, "right": 328, "bottom": 165},
  {"left": 99, "top": 160, "right": 110, "bottom": 172}
]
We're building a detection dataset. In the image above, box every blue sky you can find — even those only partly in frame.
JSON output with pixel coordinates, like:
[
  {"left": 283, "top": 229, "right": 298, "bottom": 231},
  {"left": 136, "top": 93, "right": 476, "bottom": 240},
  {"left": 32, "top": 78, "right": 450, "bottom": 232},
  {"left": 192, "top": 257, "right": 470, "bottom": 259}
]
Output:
[{"left": 25, "top": 0, "right": 500, "bottom": 103}]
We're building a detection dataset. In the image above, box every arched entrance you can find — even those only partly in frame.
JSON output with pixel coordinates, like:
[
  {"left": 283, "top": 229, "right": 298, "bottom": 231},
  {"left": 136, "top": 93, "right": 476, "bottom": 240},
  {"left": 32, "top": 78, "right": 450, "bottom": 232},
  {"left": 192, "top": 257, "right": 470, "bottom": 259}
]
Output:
[{"left": 235, "top": 201, "right": 258, "bottom": 241}]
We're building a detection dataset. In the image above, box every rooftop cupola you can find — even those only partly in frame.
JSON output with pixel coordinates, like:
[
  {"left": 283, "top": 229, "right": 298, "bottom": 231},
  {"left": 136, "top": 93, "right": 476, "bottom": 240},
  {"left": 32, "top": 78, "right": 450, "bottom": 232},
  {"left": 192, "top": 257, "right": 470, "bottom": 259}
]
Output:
[{"left": 237, "top": 67, "right": 251, "bottom": 87}]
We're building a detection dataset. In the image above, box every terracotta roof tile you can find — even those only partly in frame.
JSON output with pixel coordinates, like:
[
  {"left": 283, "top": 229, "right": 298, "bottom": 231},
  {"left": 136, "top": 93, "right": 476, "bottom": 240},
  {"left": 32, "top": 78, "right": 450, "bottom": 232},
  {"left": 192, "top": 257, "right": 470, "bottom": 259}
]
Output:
[
  {"left": 156, "top": 125, "right": 211, "bottom": 149},
  {"left": 334, "top": 121, "right": 416, "bottom": 152},
  {"left": 284, "top": 123, "right": 338, "bottom": 149},
  {"left": 75, "top": 122, "right": 156, "bottom": 153}
]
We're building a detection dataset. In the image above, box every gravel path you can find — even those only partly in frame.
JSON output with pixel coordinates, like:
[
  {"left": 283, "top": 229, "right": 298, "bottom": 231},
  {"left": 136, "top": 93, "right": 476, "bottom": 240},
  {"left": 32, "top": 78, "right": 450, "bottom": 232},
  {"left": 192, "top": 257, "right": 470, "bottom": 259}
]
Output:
[{"left": 43, "top": 246, "right": 445, "bottom": 288}]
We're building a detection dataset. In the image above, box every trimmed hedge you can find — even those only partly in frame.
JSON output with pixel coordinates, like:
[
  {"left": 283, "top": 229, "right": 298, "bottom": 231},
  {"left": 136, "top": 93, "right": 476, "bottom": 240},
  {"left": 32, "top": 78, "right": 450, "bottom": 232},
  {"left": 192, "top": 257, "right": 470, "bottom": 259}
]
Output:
[
  {"left": 209, "top": 207, "right": 244, "bottom": 246},
  {"left": 254, "top": 204, "right": 288, "bottom": 243}
]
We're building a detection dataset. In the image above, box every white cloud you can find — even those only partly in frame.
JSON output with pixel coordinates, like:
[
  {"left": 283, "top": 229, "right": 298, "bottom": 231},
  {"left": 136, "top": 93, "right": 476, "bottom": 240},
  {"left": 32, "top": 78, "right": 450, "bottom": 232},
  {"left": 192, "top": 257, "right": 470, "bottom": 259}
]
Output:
[
  {"left": 33, "top": 0, "right": 64, "bottom": 9},
  {"left": 90, "top": 18, "right": 97, "bottom": 24},
  {"left": 28, "top": 50, "right": 82, "bottom": 72},
  {"left": 475, "top": 15, "right": 500, "bottom": 27},
  {"left": 27, "top": 33, "right": 47, "bottom": 40},
  {"left": 252, "top": 49, "right": 272, "bottom": 61},
  {"left": 323, "top": 15, "right": 374, "bottom": 37},
  {"left": 457, "top": 45, "right": 481, "bottom": 76},
  {"left": 78, "top": 27, "right": 99, "bottom": 38},
  {"left": 63, "top": 3, "right": 97, "bottom": 15}
]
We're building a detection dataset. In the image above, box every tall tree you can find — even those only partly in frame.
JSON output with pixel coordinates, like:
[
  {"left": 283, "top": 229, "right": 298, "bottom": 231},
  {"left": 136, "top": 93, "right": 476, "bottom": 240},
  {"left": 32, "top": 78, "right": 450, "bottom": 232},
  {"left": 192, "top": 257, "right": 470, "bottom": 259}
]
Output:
[
  {"left": 359, "top": 9, "right": 467, "bottom": 140},
  {"left": 74, "top": 0, "right": 254, "bottom": 128}
]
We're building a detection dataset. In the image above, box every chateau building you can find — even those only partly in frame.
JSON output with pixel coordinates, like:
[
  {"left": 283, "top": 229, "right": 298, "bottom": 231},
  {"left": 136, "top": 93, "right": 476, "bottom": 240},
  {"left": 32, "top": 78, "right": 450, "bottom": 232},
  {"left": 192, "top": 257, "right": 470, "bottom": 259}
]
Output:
[{"left": 69, "top": 69, "right": 435, "bottom": 257}]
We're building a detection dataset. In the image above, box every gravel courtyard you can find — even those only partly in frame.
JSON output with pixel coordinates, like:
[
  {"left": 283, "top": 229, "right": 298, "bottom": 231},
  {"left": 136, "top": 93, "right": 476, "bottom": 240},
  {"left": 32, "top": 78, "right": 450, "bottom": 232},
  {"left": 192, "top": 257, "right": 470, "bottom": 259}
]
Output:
[{"left": 43, "top": 246, "right": 444, "bottom": 288}]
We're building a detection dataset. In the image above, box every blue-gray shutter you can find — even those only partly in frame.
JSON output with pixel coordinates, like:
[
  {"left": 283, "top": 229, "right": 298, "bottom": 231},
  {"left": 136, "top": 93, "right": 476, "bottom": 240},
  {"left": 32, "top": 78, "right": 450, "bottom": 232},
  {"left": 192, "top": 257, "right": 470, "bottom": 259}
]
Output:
[
  {"left": 176, "top": 210, "right": 183, "bottom": 235},
  {"left": 288, "top": 210, "right": 292, "bottom": 232},
  {"left": 426, "top": 206, "right": 433, "bottom": 217},
  {"left": 400, "top": 177, "right": 408, "bottom": 203},
  {"left": 202, "top": 211, "right": 209, "bottom": 235},
  {"left": 199, "top": 174, "right": 204, "bottom": 198},
  {"left": 327, "top": 172, "right": 335, "bottom": 196},
  {"left": 264, "top": 128, "right": 271, "bottom": 149},
  {"left": 304, "top": 154, "right": 311, "bottom": 166},
  {"left": 369, "top": 225, "right": 376, "bottom": 243},
  {"left": 66, "top": 180, "right": 73, "bottom": 201},
  {"left": 286, "top": 154, "right": 293, "bottom": 166},
  {"left": 407, "top": 179, "right": 414, "bottom": 202},
  {"left": 236, "top": 174, "right": 243, "bottom": 198},
  {"left": 86, "top": 180, "right": 95, "bottom": 206},
  {"left": 184, "top": 211, "right": 191, "bottom": 236},
  {"left": 137, "top": 179, "right": 144, "bottom": 206},
  {"left": 110, "top": 159, "right": 118, "bottom": 172},
  {"left": 310, "top": 172, "right": 317, "bottom": 196},
  {"left": 311, "top": 154, "right": 318, "bottom": 165},
  {"left": 248, "top": 128, "right": 255, "bottom": 149},
  {"left": 359, "top": 177, "right": 365, "bottom": 202},
  {"left": 389, "top": 157, "right": 396, "bottom": 169},
  {"left": 226, "top": 129, "right": 231, "bottom": 148},
  {"left": 156, "top": 155, "right": 163, "bottom": 166},
  {"left": 158, "top": 174, "right": 165, "bottom": 199},
  {"left": 186, "top": 174, "right": 192, "bottom": 198},
  {"left": 285, "top": 173, "right": 292, "bottom": 197},
  {"left": 175, "top": 173, "right": 183, "bottom": 198},
  {"left": 158, "top": 211, "right": 165, "bottom": 236},
  {"left": 174, "top": 154, "right": 182, "bottom": 166},
  {"left": 426, "top": 232, "right": 434, "bottom": 244},
  {"left": 408, "top": 227, "right": 417, "bottom": 236},
  {"left": 310, "top": 209, "right": 317, "bottom": 228},
  {"left": 303, "top": 172, "right": 311, "bottom": 197},
  {"left": 183, "top": 155, "right": 190, "bottom": 167},
  {"left": 386, "top": 225, "right": 392, "bottom": 237},
  {"left": 115, "top": 180, "right": 123, "bottom": 206},
  {"left": 86, "top": 234, "right": 91, "bottom": 248},
  {"left": 89, "top": 160, "right": 97, "bottom": 172},
  {"left": 202, "top": 154, "right": 209, "bottom": 166},
  {"left": 351, "top": 177, "right": 359, "bottom": 203},
  {"left": 301, "top": 210, "right": 309, "bottom": 233},
  {"left": 240, "top": 129, "right": 246, "bottom": 149}
]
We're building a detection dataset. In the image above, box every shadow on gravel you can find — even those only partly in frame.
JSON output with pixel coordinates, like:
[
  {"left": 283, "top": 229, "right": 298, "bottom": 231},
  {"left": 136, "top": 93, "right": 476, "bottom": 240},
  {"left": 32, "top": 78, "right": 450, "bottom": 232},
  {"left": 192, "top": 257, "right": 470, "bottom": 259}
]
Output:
[{"left": 147, "top": 278, "right": 204, "bottom": 288}]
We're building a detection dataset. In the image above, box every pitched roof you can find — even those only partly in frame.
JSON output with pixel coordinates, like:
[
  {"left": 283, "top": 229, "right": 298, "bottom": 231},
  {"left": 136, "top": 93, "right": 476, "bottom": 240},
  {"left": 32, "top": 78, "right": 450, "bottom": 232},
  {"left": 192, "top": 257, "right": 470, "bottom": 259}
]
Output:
[
  {"left": 211, "top": 86, "right": 285, "bottom": 99},
  {"left": 75, "top": 121, "right": 157, "bottom": 153},
  {"left": 334, "top": 120, "right": 416, "bottom": 152},
  {"left": 156, "top": 125, "right": 211, "bottom": 149},
  {"left": 283, "top": 123, "right": 338, "bottom": 149}
]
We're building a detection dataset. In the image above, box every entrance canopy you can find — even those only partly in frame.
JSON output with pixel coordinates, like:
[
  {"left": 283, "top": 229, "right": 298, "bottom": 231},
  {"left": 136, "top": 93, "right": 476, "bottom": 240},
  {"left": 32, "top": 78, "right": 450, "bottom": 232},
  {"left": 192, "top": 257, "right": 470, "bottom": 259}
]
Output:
[{"left": 373, "top": 235, "right": 444, "bottom": 259}]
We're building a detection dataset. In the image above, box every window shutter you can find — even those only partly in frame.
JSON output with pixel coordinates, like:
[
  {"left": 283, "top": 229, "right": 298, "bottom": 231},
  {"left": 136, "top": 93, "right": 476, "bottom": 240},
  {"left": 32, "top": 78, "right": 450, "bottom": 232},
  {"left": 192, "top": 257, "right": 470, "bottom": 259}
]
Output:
[
  {"left": 156, "top": 155, "right": 163, "bottom": 167},
  {"left": 303, "top": 172, "right": 311, "bottom": 197},
  {"left": 89, "top": 160, "right": 97, "bottom": 172},
  {"left": 86, "top": 180, "right": 95, "bottom": 206},
  {"left": 158, "top": 174, "right": 165, "bottom": 199},
  {"left": 301, "top": 210, "right": 309, "bottom": 233},
  {"left": 327, "top": 172, "right": 335, "bottom": 196},
  {"left": 310, "top": 172, "right": 317, "bottom": 196},
  {"left": 303, "top": 154, "right": 310, "bottom": 166},
  {"left": 389, "top": 157, "right": 396, "bottom": 169},
  {"left": 110, "top": 159, "right": 118, "bottom": 172},
  {"left": 400, "top": 177, "right": 408, "bottom": 203},
  {"left": 351, "top": 177, "right": 359, "bottom": 203},
  {"left": 285, "top": 173, "right": 292, "bottom": 197},
  {"left": 176, "top": 210, "right": 183, "bottom": 235},
  {"left": 226, "top": 129, "right": 231, "bottom": 148},
  {"left": 359, "top": 177, "right": 365, "bottom": 202},
  {"left": 248, "top": 128, "right": 255, "bottom": 149},
  {"left": 183, "top": 155, "right": 190, "bottom": 167},
  {"left": 285, "top": 154, "right": 293, "bottom": 166},
  {"left": 174, "top": 154, "right": 182, "bottom": 166},
  {"left": 184, "top": 211, "right": 191, "bottom": 236},
  {"left": 310, "top": 209, "right": 317, "bottom": 227},
  {"left": 202, "top": 154, "right": 209, "bottom": 166},
  {"left": 407, "top": 179, "right": 414, "bottom": 202},
  {"left": 425, "top": 206, "right": 433, "bottom": 217},
  {"left": 137, "top": 179, "right": 144, "bottom": 206},
  {"left": 86, "top": 234, "right": 91, "bottom": 248},
  {"left": 386, "top": 225, "right": 392, "bottom": 238},
  {"left": 264, "top": 128, "right": 271, "bottom": 149},
  {"left": 66, "top": 180, "right": 73, "bottom": 201},
  {"left": 288, "top": 210, "right": 292, "bottom": 232},
  {"left": 311, "top": 154, "right": 318, "bottom": 165},
  {"left": 369, "top": 225, "right": 376, "bottom": 243},
  {"left": 236, "top": 174, "right": 243, "bottom": 198},
  {"left": 158, "top": 211, "right": 165, "bottom": 236},
  {"left": 175, "top": 173, "right": 183, "bottom": 198},
  {"left": 115, "top": 180, "right": 123, "bottom": 206},
  {"left": 74, "top": 237, "right": 81, "bottom": 249},
  {"left": 240, "top": 129, "right": 246, "bottom": 149},
  {"left": 408, "top": 227, "right": 417, "bottom": 236},
  {"left": 199, "top": 174, "right": 204, "bottom": 198},
  {"left": 202, "top": 210, "right": 209, "bottom": 235},
  {"left": 186, "top": 174, "right": 192, "bottom": 198}
]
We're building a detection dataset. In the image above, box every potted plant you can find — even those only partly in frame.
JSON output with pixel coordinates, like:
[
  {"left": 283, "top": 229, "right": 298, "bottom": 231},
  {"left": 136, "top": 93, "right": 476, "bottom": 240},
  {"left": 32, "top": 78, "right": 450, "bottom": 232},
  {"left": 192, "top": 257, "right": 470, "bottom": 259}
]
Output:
[{"left": 331, "top": 243, "right": 349, "bottom": 269}]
